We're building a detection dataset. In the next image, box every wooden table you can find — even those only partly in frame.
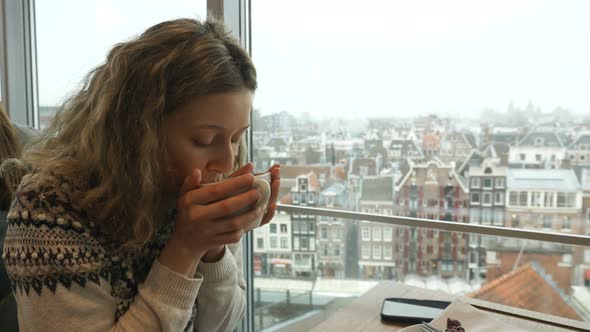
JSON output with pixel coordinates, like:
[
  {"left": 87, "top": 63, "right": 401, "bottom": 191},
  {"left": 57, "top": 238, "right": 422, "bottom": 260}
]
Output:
[{"left": 308, "top": 281, "right": 590, "bottom": 332}]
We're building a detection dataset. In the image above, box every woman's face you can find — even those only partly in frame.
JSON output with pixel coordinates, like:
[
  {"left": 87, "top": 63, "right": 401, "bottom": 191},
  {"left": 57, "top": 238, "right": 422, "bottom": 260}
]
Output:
[{"left": 163, "top": 89, "right": 252, "bottom": 192}]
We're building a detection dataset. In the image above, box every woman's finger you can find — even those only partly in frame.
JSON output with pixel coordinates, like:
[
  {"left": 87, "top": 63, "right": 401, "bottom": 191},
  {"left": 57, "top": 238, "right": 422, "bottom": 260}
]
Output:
[
  {"left": 179, "top": 169, "right": 201, "bottom": 197},
  {"left": 260, "top": 204, "right": 277, "bottom": 226},
  {"left": 210, "top": 205, "right": 264, "bottom": 233},
  {"left": 229, "top": 162, "right": 254, "bottom": 178}
]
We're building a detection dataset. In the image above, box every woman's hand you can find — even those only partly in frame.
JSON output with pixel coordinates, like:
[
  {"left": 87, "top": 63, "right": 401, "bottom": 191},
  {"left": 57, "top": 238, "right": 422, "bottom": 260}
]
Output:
[
  {"left": 227, "top": 162, "right": 280, "bottom": 227},
  {"left": 160, "top": 168, "right": 263, "bottom": 275},
  {"left": 261, "top": 164, "right": 280, "bottom": 226}
]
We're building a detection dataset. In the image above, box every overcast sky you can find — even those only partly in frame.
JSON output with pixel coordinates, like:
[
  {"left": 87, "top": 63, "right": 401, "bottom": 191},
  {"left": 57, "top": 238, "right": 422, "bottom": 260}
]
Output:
[{"left": 36, "top": 0, "right": 590, "bottom": 119}]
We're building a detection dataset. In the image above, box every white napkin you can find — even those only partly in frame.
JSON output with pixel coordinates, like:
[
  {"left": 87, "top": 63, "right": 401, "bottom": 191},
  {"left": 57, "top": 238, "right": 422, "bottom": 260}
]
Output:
[{"left": 399, "top": 298, "right": 527, "bottom": 332}]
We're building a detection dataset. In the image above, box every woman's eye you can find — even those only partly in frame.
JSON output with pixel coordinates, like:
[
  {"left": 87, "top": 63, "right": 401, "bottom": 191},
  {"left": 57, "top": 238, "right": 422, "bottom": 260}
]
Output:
[{"left": 193, "top": 139, "right": 212, "bottom": 146}]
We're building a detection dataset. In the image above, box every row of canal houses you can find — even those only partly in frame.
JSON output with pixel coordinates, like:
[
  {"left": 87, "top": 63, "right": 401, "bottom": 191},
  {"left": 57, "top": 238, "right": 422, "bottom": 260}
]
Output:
[{"left": 253, "top": 130, "right": 590, "bottom": 292}]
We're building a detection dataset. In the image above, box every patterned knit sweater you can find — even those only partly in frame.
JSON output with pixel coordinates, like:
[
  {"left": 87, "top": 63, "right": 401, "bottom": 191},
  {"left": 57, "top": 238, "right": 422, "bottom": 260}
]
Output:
[{"left": 1, "top": 172, "right": 246, "bottom": 331}]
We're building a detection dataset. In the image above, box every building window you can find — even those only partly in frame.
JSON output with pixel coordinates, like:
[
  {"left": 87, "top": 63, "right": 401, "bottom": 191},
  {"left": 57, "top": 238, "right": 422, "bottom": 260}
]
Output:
[
  {"left": 470, "top": 208, "right": 480, "bottom": 224},
  {"left": 257, "top": 238, "right": 264, "bottom": 249},
  {"left": 383, "top": 227, "right": 392, "bottom": 241},
  {"left": 494, "top": 192, "right": 504, "bottom": 205},
  {"left": 493, "top": 209, "right": 504, "bottom": 226},
  {"left": 471, "top": 192, "right": 480, "bottom": 204},
  {"left": 280, "top": 224, "right": 287, "bottom": 233},
  {"left": 557, "top": 193, "right": 576, "bottom": 208},
  {"left": 544, "top": 192, "right": 555, "bottom": 207},
  {"left": 483, "top": 178, "right": 492, "bottom": 189},
  {"left": 482, "top": 192, "right": 492, "bottom": 205},
  {"left": 373, "top": 245, "right": 381, "bottom": 259},
  {"left": 300, "top": 237, "right": 309, "bottom": 250},
  {"left": 280, "top": 237, "right": 288, "bottom": 249},
  {"left": 270, "top": 224, "right": 277, "bottom": 233},
  {"left": 294, "top": 237, "right": 300, "bottom": 250},
  {"left": 373, "top": 227, "right": 382, "bottom": 241},
  {"left": 562, "top": 217, "right": 571, "bottom": 230},
  {"left": 362, "top": 226, "right": 370, "bottom": 241},
  {"left": 543, "top": 216, "right": 552, "bottom": 229},
  {"left": 384, "top": 246, "right": 392, "bottom": 260},
  {"left": 270, "top": 237, "right": 277, "bottom": 248},
  {"left": 362, "top": 245, "right": 370, "bottom": 259},
  {"left": 292, "top": 220, "right": 300, "bottom": 233},
  {"left": 471, "top": 178, "right": 480, "bottom": 188},
  {"left": 495, "top": 178, "right": 505, "bottom": 188},
  {"left": 535, "top": 154, "right": 541, "bottom": 162},
  {"left": 532, "top": 192, "right": 542, "bottom": 207},
  {"left": 321, "top": 227, "right": 328, "bottom": 239},
  {"left": 520, "top": 153, "right": 526, "bottom": 161},
  {"left": 481, "top": 208, "right": 492, "bottom": 225},
  {"left": 333, "top": 227, "right": 342, "bottom": 241}
]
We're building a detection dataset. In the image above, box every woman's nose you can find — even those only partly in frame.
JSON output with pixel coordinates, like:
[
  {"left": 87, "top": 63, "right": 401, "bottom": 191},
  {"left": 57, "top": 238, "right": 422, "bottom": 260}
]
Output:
[{"left": 207, "top": 142, "right": 235, "bottom": 175}]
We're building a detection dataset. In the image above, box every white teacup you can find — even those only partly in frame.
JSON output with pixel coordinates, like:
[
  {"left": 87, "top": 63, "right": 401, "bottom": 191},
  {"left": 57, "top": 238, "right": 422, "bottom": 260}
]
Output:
[
  {"left": 202, "top": 172, "right": 271, "bottom": 231},
  {"left": 248, "top": 172, "right": 272, "bottom": 231}
]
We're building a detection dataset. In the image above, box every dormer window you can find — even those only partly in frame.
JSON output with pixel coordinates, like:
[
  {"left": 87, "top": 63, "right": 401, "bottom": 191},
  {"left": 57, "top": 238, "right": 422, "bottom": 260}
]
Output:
[{"left": 535, "top": 137, "right": 544, "bottom": 146}]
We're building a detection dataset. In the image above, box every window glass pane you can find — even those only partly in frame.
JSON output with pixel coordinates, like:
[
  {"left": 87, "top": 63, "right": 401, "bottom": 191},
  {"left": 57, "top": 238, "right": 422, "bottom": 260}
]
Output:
[
  {"left": 251, "top": 1, "right": 590, "bottom": 330},
  {"left": 35, "top": 0, "right": 206, "bottom": 129}
]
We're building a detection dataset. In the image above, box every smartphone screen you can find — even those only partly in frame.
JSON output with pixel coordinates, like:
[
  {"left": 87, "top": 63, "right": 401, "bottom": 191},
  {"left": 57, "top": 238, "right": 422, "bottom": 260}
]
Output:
[{"left": 380, "top": 298, "right": 449, "bottom": 324}]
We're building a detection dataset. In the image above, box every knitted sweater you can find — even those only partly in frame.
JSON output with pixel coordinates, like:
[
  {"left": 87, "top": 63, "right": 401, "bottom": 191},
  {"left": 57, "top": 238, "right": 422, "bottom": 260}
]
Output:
[{"left": 1, "top": 172, "right": 246, "bottom": 331}]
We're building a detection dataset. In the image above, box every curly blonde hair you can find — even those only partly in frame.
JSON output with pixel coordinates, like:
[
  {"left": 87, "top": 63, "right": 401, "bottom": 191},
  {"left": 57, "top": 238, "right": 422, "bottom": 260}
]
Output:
[
  {"left": 5, "top": 18, "right": 256, "bottom": 247},
  {"left": 0, "top": 104, "right": 22, "bottom": 210}
]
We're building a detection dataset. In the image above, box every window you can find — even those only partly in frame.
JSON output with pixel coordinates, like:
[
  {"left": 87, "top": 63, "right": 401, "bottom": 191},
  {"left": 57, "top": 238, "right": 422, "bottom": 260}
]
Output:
[
  {"left": 35, "top": 1, "right": 207, "bottom": 129},
  {"left": 333, "top": 227, "right": 342, "bottom": 241},
  {"left": 471, "top": 178, "right": 481, "bottom": 188},
  {"left": 270, "top": 224, "right": 277, "bottom": 233},
  {"left": 495, "top": 178, "right": 505, "bottom": 188},
  {"left": 520, "top": 153, "right": 526, "bottom": 161},
  {"left": 300, "top": 237, "right": 309, "bottom": 250},
  {"left": 482, "top": 192, "right": 492, "bottom": 205},
  {"left": 373, "top": 227, "right": 382, "bottom": 241},
  {"left": 493, "top": 209, "right": 504, "bottom": 226},
  {"left": 494, "top": 192, "right": 504, "bottom": 205},
  {"left": 481, "top": 208, "right": 492, "bottom": 225},
  {"left": 362, "top": 245, "right": 370, "bottom": 259},
  {"left": 280, "top": 237, "right": 288, "bottom": 248},
  {"left": 383, "top": 227, "right": 392, "bottom": 241},
  {"left": 543, "top": 216, "right": 552, "bottom": 229},
  {"left": 362, "top": 226, "right": 370, "bottom": 241},
  {"left": 562, "top": 217, "right": 571, "bottom": 230},
  {"left": 293, "top": 237, "right": 300, "bottom": 250},
  {"left": 557, "top": 193, "right": 576, "bottom": 208},
  {"left": 483, "top": 178, "right": 492, "bottom": 189},
  {"left": 532, "top": 192, "right": 542, "bottom": 207},
  {"left": 270, "top": 237, "right": 277, "bottom": 248},
  {"left": 535, "top": 154, "right": 542, "bottom": 162},
  {"left": 470, "top": 208, "right": 480, "bottom": 223},
  {"left": 383, "top": 246, "right": 392, "bottom": 260},
  {"left": 509, "top": 192, "right": 518, "bottom": 205},
  {"left": 471, "top": 192, "right": 480, "bottom": 204},
  {"left": 280, "top": 224, "right": 288, "bottom": 233},
  {"left": 257, "top": 238, "right": 264, "bottom": 249},
  {"left": 545, "top": 192, "right": 555, "bottom": 207},
  {"left": 373, "top": 245, "right": 381, "bottom": 259},
  {"left": 321, "top": 227, "right": 328, "bottom": 239}
]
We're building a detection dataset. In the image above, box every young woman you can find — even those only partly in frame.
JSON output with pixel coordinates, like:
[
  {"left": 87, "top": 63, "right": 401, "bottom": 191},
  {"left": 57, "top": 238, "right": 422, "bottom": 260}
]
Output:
[{"left": 1, "top": 18, "right": 280, "bottom": 331}]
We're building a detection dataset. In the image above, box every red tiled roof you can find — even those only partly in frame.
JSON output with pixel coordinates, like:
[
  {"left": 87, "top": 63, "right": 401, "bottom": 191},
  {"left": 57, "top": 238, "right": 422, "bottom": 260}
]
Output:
[{"left": 469, "top": 263, "right": 581, "bottom": 321}]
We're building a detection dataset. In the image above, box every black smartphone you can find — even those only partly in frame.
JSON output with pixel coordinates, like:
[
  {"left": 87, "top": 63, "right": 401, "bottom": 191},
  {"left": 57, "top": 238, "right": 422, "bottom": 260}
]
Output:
[{"left": 380, "top": 298, "right": 451, "bottom": 324}]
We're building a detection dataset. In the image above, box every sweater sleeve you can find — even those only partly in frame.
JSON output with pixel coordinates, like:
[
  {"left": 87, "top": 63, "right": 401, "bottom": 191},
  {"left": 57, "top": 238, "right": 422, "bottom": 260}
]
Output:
[
  {"left": 3, "top": 206, "right": 202, "bottom": 332},
  {"left": 194, "top": 241, "right": 246, "bottom": 332}
]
